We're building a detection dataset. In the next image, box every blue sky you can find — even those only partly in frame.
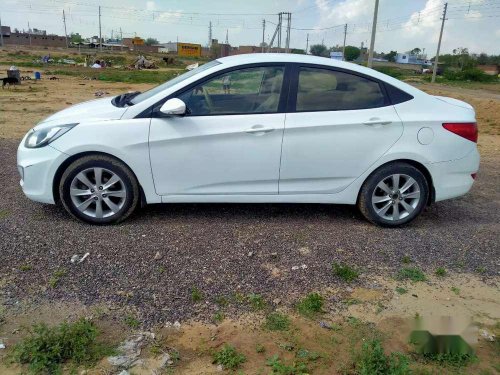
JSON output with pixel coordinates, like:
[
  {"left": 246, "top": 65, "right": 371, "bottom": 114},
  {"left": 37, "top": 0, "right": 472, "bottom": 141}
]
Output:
[{"left": 2, "top": 0, "right": 499, "bottom": 55}]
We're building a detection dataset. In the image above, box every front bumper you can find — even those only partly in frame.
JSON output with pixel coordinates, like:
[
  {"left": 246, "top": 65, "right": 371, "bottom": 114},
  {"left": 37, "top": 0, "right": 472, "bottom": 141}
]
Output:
[
  {"left": 429, "top": 147, "right": 480, "bottom": 202},
  {"left": 17, "top": 139, "right": 68, "bottom": 204}
]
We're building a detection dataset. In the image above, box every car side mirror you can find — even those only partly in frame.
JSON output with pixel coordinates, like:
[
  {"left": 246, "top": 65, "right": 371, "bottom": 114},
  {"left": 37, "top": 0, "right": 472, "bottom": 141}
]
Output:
[{"left": 159, "top": 98, "right": 186, "bottom": 116}]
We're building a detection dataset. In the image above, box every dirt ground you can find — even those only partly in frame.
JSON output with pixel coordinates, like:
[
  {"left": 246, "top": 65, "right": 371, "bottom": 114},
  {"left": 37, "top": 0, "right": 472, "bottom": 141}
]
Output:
[{"left": 1, "top": 63, "right": 499, "bottom": 374}]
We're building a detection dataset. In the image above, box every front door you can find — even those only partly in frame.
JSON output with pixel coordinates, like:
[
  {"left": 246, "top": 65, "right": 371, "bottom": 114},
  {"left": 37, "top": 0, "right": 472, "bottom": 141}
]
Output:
[
  {"left": 149, "top": 65, "right": 287, "bottom": 196},
  {"left": 279, "top": 66, "right": 404, "bottom": 194}
]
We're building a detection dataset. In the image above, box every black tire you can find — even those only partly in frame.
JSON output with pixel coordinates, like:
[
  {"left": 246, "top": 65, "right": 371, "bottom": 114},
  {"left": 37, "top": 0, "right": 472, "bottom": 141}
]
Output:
[
  {"left": 59, "top": 155, "right": 140, "bottom": 225},
  {"left": 358, "top": 162, "right": 429, "bottom": 227}
]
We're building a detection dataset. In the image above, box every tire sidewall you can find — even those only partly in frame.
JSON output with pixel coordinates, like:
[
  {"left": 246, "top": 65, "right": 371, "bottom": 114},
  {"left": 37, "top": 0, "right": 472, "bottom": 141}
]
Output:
[
  {"left": 60, "top": 157, "right": 138, "bottom": 224},
  {"left": 360, "top": 164, "right": 429, "bottom": 227}
]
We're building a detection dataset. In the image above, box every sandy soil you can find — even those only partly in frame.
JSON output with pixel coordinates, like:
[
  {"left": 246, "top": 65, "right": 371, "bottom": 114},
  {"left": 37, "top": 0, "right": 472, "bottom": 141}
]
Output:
[{"left": 1, "top": 274, "right": 498, "bottom": 374}]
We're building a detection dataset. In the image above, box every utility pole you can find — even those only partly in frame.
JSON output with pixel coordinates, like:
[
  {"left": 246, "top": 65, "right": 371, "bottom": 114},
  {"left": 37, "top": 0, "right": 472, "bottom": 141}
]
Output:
[
  {"left": 367, "top": 0, "right": 379, "bottom": 68},
  {"left": 225, "top": 29, "right": 228, "bottom": 44},
  {"left": 28, "top": 22, "right": 32, "bottom": 46},
  {"left": 208, "top": 21, "right": 212, "bottom": 48},
  {"left": 63, "top": 10, "right": 68, "bottom": 48},
  {"left": 305, "top": 33, "right": 309, "bottom": 54},
  {"left": 267, "top": 14, "right": 281, "bottom": 53},
  {"left": 432, "top": 3, "right": 448, "bottom": 83},
  {"left": 120, "top": 27, "right": 123, "bottom": 51},
  {"left": 98, "top": 6, "right": 102, "bottom": 52},
  {"left": 342, "top": 23, "right": 347, "bottom": 61},
  {"left": 284, "top": 12, "right": 291, "bottom": 53},
  {"left": 0, "top": 14, "right": 4, "bottom": 47},
  {"left": 261, "top": 19, "right": 265, "bottom": 53},
  {"left": 277, "top": 12, "right": 283, "bottom": 51}
]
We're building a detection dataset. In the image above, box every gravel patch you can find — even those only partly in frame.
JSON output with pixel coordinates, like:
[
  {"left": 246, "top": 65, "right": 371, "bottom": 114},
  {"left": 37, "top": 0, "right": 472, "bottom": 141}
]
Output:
[{"left": 0, "top": 139, "right": 499, "bottom": 325}]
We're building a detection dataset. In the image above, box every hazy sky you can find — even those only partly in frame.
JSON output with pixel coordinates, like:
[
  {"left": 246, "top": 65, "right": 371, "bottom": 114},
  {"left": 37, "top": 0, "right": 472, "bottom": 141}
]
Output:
[{"left": 2, "top": 0, "right": 499, "bottom": 55}]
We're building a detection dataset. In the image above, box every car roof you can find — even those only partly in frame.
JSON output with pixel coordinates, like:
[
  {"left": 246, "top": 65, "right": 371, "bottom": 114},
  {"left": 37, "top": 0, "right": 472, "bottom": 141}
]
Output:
[
  {"left": 217, "top": 53, "right": 355, "bottom": 68},
  {"left": 216, "top": 53, "right": 424, "bottom": 97}
]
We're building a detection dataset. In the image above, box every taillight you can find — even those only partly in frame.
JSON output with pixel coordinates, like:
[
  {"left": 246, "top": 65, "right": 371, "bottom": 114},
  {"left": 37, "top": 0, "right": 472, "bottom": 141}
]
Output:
[{"left": 442, "top": 122, "right": 478, "bottom": 143}]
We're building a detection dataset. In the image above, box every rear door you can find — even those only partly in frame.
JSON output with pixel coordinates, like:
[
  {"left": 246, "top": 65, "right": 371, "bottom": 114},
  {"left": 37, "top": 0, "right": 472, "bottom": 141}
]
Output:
[{"left": 279, "top": 65, "right": 403, "bottom": 194}]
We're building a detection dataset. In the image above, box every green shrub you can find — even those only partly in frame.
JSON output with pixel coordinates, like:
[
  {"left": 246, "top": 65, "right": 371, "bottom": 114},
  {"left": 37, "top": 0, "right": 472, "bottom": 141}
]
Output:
[
  {"left": 332, "top": 263, "right": 359, "bottom": 282},
  {"left": 435, "top": 267, "right": 447, "bottom": 277},
  {"left": 266, "top": 355, "right": 309, "bottom": 374},
  {"left": 443, "top": 68, "right": 497, "bottom": 82},
  {"left": 10, "top": 319, "right": 113, "bottom": 374},
  {"left": 191, "top": 286, "right": 203, "bottom": 302},
  {"left": 212, "top": 344, "right": 246, "bottom": 370},
  {"left": 264, "top": 312, "right": 290, "bottom": 331},
  {"left": 247, "top": 293, "right": 266, "bottom": 310},
  {"left": 355, "top": 339, "right": 411, "bottom": 375},
  {"left": 296, "top": 293, "right": 324, "bottom": 317},
  {"left": 396, "top": 267, "right": 426, "bottom": 282},
  {"left": 374, "top": 66, "right": 406, "bottom": 79}
]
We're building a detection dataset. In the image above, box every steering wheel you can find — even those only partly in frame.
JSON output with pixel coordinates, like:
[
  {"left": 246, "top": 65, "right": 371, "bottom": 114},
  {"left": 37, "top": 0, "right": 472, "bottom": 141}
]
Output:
[{"left": 202, "top": 86, "right": 214, "bottom": 111}]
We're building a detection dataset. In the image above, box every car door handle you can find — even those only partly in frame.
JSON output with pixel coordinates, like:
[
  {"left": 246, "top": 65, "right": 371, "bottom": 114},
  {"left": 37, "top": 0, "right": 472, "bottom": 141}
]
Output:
[
  {"left": 363, "top": 118, "right": 392, "bottom": 126},
  {"left": 245, "top": 125, "right": 275, "bottom": 134}
]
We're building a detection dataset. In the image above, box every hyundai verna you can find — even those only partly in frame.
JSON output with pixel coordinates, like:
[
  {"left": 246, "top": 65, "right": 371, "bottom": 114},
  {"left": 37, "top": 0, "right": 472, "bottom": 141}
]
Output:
[{"left": 17, "top": 54, "right": 479, "bottom": 226}]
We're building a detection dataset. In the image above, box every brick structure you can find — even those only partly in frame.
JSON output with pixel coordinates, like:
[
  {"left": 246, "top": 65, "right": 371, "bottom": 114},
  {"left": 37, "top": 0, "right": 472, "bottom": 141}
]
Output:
[{"left": 2, "top": 27, "right": 66, "bottom": 48}]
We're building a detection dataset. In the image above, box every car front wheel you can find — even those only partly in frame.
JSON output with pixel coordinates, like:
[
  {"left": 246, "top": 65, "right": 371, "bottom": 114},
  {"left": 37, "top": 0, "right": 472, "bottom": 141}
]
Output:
[
  {"left": 358, "top": 162, "right": 429, "bottom": 227},
  {"left": 59, "top": 155, "right": 140, "bottom": 224}
]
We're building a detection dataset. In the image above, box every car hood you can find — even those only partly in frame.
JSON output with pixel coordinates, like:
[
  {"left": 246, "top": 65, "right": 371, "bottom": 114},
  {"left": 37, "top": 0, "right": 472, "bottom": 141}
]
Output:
[
  {"left": 35, "top": 97, "right": 127, "bottom": 129},
  {"left": 433, "top": 95, "right": 474, "bottom": 110}
]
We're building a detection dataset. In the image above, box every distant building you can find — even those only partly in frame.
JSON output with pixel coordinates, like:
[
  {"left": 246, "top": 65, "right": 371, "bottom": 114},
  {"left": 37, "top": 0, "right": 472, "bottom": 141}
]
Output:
[
  {"left": 477, "top": 65, "right": 499, "bottom": 76},
  {"left": 1, "top": 26, "right": 66, "bottom": 47},
  {"left": 396, "top": 52, "right": 432, "bottom": 66}
]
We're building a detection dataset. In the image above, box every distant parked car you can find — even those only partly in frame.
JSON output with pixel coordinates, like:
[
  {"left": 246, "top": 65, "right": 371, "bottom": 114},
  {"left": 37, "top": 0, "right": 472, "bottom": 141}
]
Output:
[{"left": 17, "top": 54, "right": 479, "bottom": 226}]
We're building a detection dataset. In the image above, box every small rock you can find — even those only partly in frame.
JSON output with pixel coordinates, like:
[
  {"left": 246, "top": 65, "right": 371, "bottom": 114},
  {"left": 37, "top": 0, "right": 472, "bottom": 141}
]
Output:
[
  {"left": 270, "top": 252, "right": 278, "bottom": 258},
  {"left": 158, "top": 353, "right": 172, "bottom": 368},
  {"left": 273, "top": 298, "right": 281, "bottom": 305},
  {"left": 298, "top": 246, "right": 311, "bottom": 256},
  {"left": 319, "top": 321, "right": 332, "bottom": 330},
  {"left": 154, "top": 251, "right": 162, "bottom": 260},
  {"left": 173, "top": 321, "right": 181, "bottom": 329},
  {"left": 0, "top": 343, "right": 6, "bottom": 349},
  {"left": 117, "top": 371, "right": 130, "bottom": 375},
  {"left": 70, "top": 254, "right": 79, "bottom": 263},
  {"left": 217, "top": 364, "right": 224, "bottom": 371},
  {"left": 247, "top": 251, "right": 254, "bottom": 257},
  {"left": 480, "top": 329, "right": 496, "bottom": 342}
]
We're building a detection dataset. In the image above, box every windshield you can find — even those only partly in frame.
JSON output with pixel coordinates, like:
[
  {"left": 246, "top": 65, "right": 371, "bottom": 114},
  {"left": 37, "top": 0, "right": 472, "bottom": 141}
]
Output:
[{"left": 130, "top": 60, "right": 221, "bottom": 105}]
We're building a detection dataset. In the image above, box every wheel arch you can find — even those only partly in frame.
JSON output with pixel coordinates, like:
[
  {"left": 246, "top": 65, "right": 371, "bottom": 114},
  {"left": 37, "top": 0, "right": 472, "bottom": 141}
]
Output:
[
  {"left": 52, "top": 151, "right": 146, "bottom": 206},
  {"left": 358, "top": 159, "right": 435, "bottom": 205}
]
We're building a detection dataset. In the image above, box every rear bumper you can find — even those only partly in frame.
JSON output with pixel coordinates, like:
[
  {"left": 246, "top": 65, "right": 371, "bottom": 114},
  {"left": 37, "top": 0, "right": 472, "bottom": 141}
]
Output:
[
  {"left": 17, "top": 140, "right": 68, "bottom": 204},
  {"left": 429, "top": 148, "right": 480, "bottom": 202}
]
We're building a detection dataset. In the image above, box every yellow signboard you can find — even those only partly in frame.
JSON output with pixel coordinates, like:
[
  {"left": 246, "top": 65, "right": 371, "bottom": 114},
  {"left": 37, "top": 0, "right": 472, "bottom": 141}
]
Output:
[
  {"left": 178, "top": 42, "right": 201, "bottom": 57},
  {"left": 132, "top": 37, "right": 144, "bottom": 45}
]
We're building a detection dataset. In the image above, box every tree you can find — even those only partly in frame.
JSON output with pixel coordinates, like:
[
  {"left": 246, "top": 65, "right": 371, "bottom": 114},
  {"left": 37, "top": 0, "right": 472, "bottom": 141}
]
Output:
[
  {"left": 385, "top": 50, "right": 397, "bottom": 62},
  {"left": 70, "top": 33, "right": 83, "bottom": 44},
  {"left": 145, "top": 37, "right": 159, "bottom": 46},
  {"left": 344, "top": 45, "right": 361, "bottom": 61},
  {"left": 310, "top": 44, "right": 328, "bottom": 57},
  {"left": 410, "top": 47, "right": 421, "bottom": 55}
]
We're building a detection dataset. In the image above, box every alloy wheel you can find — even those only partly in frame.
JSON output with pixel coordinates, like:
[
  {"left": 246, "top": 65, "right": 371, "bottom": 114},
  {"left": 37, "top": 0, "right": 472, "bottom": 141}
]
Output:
[
  {"left": 371, "top": 173, "right": 421, "bottom": 221},
  {"left": 69, "top": 167, "right": 127, "bottom": 219}
]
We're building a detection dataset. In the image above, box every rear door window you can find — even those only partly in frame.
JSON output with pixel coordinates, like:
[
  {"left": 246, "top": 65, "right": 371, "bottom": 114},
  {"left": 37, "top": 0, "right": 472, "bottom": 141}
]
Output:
[{"left": 296, "top": 67, "right": 388, "bottom": 112}]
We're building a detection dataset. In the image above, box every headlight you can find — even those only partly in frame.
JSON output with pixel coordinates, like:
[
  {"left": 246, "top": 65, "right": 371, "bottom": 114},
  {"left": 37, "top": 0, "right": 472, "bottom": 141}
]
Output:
[{"left": 25, "top": 123, "right": 78, "bottom": 148}]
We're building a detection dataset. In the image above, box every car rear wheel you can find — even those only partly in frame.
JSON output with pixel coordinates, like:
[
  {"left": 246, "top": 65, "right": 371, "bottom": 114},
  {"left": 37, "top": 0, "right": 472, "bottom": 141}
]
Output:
[
  {"left": 358, "top": 162, "right": 429, "bottom": 227},
  {"left": 59, "top": 155, "right": 140, "bottom": 224}
]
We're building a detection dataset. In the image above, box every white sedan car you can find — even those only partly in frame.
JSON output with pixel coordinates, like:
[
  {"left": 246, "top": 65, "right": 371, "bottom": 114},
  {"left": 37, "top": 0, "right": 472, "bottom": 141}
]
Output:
[{"left": 17, "top": 54, "right": 479, "bottom": 226}]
